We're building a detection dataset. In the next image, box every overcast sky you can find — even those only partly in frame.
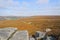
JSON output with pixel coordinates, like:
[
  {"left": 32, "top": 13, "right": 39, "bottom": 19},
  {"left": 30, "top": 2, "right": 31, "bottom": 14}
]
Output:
[{"left": 0, "top": 0, "right": 60, "bottom": 16}]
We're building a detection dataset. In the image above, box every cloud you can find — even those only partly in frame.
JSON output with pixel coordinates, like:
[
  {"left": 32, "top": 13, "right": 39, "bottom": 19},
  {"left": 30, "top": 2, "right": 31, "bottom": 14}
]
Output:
[
  {"left": 37, "top": 0, "right": 49, "bottom": 4},
  {"left": 0, "top": 0, "right": 20, "bottom": 8},
  {"left": 1, "top": 0, "right": 29, "bottom": 10},
  {"left": 0, "top": 0, "right": 30, "bottom": 16},
  {"left": 0, "top": 0, "right": 60, "bottom": 16},
  {"left": 0, "top": 0, "right": 29, "bottom": 11}
]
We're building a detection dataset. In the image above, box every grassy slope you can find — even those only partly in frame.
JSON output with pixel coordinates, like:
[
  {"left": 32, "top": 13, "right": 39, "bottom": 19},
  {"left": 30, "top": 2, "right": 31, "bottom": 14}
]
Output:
[
  {"left": 0, "top": 20, "right": 38, "bottom": 35},
  {"left": 0, "top": 16, "right": 60, "bottom": 35}
]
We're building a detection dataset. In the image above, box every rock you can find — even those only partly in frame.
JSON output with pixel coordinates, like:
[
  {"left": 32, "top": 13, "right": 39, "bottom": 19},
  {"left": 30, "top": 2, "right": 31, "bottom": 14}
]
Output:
[
  {"left": 9, "top": 30, "right": 29, "bottom": 40},
  {"left": 29, "top": 37, "right": 35, "bottom": 40},
  {"left": 36, "top": 31, "right": 46, "bottom": 38},
  {"left": 0, "top": 27, "right": 17, "bottom": 40}
]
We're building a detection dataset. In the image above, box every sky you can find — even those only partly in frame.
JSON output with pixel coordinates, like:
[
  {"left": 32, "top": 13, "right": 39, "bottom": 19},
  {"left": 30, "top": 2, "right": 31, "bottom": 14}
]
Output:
[{"left": 0, "top": 0, "right": 60, "bottom": 16}]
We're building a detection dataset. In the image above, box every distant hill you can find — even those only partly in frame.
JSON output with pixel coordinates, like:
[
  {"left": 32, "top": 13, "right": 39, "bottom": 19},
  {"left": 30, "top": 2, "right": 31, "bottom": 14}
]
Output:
[
  {"left": 0, "top": 16, "right": 27, "bottom": 20},
  {"left": 0, "top": 16, "right": 60, "bottom": 20}
]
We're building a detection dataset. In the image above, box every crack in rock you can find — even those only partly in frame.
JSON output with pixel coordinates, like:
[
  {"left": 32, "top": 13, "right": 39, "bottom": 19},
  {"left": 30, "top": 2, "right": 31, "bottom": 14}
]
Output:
[
  {"left": 9, "top": 30, "right": 29, "bottom": 40},
  {"left": 0, "top": 27, "right": 17, "bottom": 40},
  {"left": 0, "top": 27, "right": 29, "bottom": 40}
]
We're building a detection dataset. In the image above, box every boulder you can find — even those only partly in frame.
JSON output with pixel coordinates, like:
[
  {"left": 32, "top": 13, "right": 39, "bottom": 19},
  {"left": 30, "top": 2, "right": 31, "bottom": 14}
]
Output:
[
  {"left": 9, "top": 30, "right": 29, "bottom": 40},
  {"left": 0, "top": 27, "right": 17, "bottom": 40}
]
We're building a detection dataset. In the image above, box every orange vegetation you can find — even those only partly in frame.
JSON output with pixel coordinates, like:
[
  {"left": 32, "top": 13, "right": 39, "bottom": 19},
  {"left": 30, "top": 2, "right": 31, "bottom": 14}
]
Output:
[
  {"left": 0, "top": 20, "right": 39, "bottom": 35},
  {"left": 0, "top": 16, "right": 60, "bottom": 35}
]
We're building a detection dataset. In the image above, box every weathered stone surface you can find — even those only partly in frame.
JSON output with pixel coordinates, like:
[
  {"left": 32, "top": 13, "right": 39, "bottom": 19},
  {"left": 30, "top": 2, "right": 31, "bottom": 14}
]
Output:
[
  {"left": 29, "top": 37, "right": 35, "bottom": 40},
  {"left": 9, "top": 30, "right": 29, "bottom": 40},
  {"left": 0, "top": 27, "right": 17, "bottom": 40},
  {"left": 36, "top": 31, "right": 46, "bottom": 38}
]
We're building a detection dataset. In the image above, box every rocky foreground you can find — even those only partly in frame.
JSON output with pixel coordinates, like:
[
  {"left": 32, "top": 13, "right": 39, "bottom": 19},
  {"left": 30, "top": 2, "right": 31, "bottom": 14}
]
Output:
[
  {"left": 0, "top": 27, "right": 29, "bottom": 40},
  {"left": 0, "top": 27, "right": 60, "bottom": 40}
]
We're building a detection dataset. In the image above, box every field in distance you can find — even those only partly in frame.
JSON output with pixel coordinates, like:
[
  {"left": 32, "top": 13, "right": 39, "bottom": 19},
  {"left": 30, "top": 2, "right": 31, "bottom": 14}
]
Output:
[{"left": 0, "top": 16, "right": 60, "bottom": 35}]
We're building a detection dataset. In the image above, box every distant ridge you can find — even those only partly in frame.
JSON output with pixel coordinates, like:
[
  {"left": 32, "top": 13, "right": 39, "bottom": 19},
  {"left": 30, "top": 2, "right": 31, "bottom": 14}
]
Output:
[{"left": 0, "top": 16, "right": 60, "bottom": 20}]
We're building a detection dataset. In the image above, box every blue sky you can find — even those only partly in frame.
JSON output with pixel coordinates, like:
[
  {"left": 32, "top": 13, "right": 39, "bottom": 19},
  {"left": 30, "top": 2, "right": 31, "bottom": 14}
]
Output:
[{"left": 0, "top": 0, "right": 60, "bottom": 16}]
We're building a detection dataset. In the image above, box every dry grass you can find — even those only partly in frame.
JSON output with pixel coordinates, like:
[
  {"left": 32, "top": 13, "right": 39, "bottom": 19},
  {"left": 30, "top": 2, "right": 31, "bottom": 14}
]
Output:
[
  {"left": 0, "top": 20, "right": 38, "bottom": 35},
  {"left": 0, "top": 16, "right": 60, "bottom": 35}
]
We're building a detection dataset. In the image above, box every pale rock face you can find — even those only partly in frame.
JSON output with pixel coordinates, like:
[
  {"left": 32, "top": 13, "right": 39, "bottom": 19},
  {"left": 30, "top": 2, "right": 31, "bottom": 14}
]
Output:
[
  {"left": 0, "top": 27, "right": 17, "bottom": 40},
  {"left": 46, "top": 28, "right": 51, "bottom": 32},
  {"left": 9, "top": 30, "right": 29, "bottom": 40},
  {"left": 30, "top": 37, "right": 35, "bottom": 40}
]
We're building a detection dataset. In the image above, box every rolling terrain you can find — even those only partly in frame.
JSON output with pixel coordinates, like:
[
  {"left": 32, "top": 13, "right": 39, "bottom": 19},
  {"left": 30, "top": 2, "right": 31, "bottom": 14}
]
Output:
[{"left": 0, "top": 16, "right": 60, "bottom": 35}]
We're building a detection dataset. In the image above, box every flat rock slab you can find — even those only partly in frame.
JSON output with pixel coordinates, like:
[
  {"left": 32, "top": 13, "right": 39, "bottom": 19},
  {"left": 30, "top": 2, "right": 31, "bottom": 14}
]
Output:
[
  {"left": 30, "top": 37, "right": 35, "bottom": 40},
  {"left": 0, "top": 27, "right": 17, "bottom": 40},
  {"left": 9, "top": 30, "right": 29, "bottom": 40}
]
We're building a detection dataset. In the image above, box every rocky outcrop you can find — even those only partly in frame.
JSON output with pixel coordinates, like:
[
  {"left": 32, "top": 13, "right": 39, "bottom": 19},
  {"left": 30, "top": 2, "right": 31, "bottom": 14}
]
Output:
[
  {"left": 9, "top": 31, "right": 29, "bottom": 40},
  {"left": 0, "top": 27, "right": 29, "bottom": 40}
]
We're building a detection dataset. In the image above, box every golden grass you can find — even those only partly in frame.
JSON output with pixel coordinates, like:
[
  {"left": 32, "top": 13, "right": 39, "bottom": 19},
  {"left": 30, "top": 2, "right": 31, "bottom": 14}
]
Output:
[
  {"left": 0, "top": 20, "right": 39, "bottom": 35},
  {"left": 0, "top": 16, "right": 60, "bottom": 35}
]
